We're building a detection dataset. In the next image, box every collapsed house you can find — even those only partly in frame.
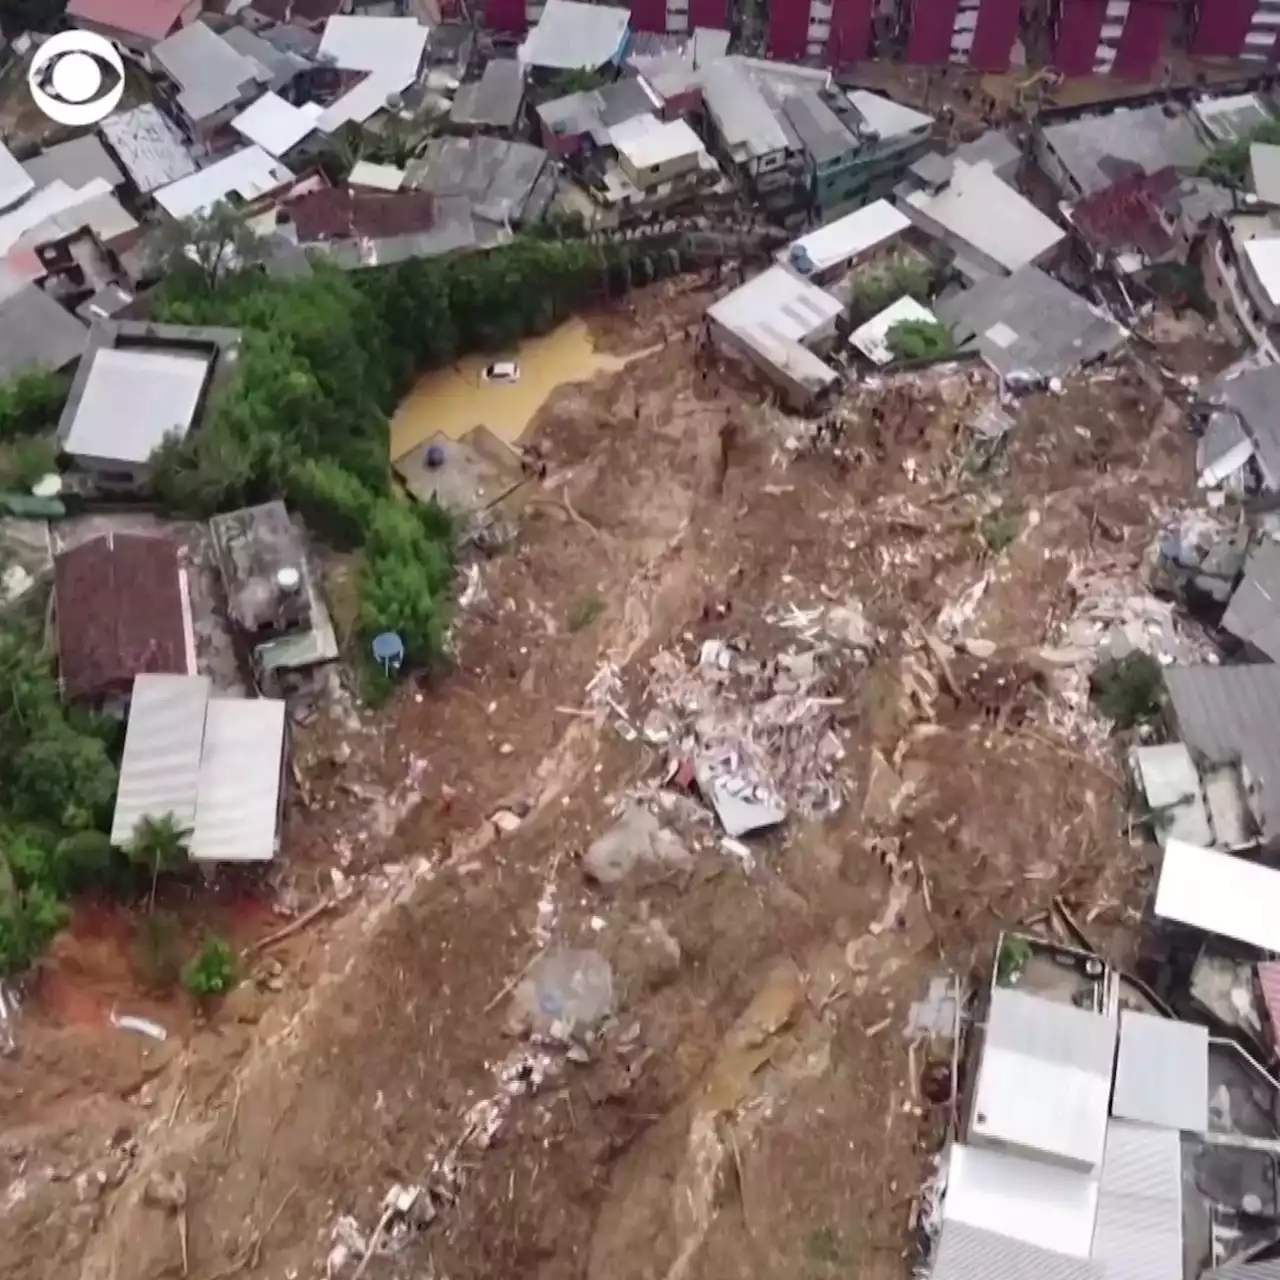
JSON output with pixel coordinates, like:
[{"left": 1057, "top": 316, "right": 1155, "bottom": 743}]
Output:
[{"left": 1193, "top": 361, "right": 1280, "bottom": 492}]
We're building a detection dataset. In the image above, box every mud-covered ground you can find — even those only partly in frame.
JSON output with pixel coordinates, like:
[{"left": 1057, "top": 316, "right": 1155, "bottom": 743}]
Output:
[{"left": 0, "top": 280, "right": 1230, "bottom": 1280}]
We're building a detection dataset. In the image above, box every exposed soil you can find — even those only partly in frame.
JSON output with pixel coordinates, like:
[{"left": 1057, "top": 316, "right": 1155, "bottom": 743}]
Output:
[{"left": 0, "top": 278, "right": 1204, "bottom": 1280}]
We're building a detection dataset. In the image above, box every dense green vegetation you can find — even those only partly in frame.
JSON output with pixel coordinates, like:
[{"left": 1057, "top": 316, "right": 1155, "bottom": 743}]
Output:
[
  {"left": 846, "top": 260, "right": 938, "bottom": 327},
  {"left": 885, "top": 319, "right": 956, "bottom": 362},
  {"left": 1198, "top": 118, "right": 1280, "bottom": 189},
  {"left": 182, "top": 934, "right": 238, "bottom": 998}
]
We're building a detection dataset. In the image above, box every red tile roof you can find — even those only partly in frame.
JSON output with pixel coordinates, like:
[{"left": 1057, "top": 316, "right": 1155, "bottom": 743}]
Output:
[
  {"left": 283, "top": 188, "right": 437, "bottom": 242},
  {"left": 1069, "top": 166, "right": 1181, "bottom": 262},
  {"left": 55, "top": 534, "right": 189, "bottom": 701},
  {"left": 66, "top": 0, "right": 192, "bottom": 42}
]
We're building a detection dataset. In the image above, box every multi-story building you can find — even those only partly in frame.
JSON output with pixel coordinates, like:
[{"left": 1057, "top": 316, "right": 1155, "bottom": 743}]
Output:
[
  {"left": 486, "top": 0, "right": 724, "bottom": 38},
  {"left": 766, "top": 0, "right": 877, "bottom": 65},
  {"left": 1188, "top": 0, "right": 1280, "bottom": 62},
  {"left": 1050, "top": 0, "right": 1174, "bottom": 78},
  {"left": 902, "top": 0, "right": 1023, "bottom": 71}
]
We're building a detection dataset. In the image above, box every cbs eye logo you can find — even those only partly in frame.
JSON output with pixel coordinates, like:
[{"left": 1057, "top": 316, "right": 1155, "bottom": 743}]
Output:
[{"left": 28, "top": 31, "right": 126, "bottom": 127}]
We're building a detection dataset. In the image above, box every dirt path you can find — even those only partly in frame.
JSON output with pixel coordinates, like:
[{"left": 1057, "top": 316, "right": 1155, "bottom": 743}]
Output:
[{"left": 0, "top": 289, "right": 1208, "bottom": 1280}]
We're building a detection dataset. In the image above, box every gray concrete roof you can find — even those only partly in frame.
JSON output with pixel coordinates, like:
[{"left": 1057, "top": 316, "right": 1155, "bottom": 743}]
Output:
[
  {"left": 701, "top": 59, "right": 791, "bottom": 160},
  {"left": 0, "top": 286, "right": 88, "bottom": 379},
  {"left": 1039, "top": 104, "right": 1210, "bottom": 197},
  {"left": 99, "top": 104, "right": 197, "bottom": 195},
  {"left": 537, "top": 76, "right": 657, "bottom": 141},
  {"left": 932, "top": 266, "right": 1124, "bottom": 380},
  {"left": 449, "top": 59, "right": 524, "bottom": 130},
  {"left": 22, "top": 136, "right": 124, "bottom": 192},
  {"left": 779, "top": 90, "right": 855, "bottom": 166},
  {"left": 1197, "top": 363, "right": 1280, "bottom": 487}
]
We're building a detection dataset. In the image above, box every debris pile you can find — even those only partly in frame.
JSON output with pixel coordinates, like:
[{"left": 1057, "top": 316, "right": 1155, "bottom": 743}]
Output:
[{"left": 631, "top": 617, "right": 862, "bottom": 839}]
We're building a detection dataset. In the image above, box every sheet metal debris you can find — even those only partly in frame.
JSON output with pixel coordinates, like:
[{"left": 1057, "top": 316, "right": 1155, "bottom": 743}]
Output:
[{"left": 109, "top": 1010, "right": 168, "bottom": 1041}]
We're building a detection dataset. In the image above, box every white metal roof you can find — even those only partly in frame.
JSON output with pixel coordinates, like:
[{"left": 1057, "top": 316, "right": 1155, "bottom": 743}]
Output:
[
  {"left": 111, "top": 674, "right": 210, "bottom": 846},
  {"left": 1111, "top": 1010, "right": 1208, "bottom": 1132},
  {"left": 850, "top": 295, "right": 939, "bottom": 366},
  {"left": 316, "top": 72, "right": 410, "bottom": 132},
  {"left": 945, "top": 1144, "right": 1100, "bottom": 1259},
  {"left": 708, "top": 265, "right": 842, "bottom": 345},
  {"left": 64, "top": 347, "right": 210, "bottom": 465},
  {"left": 901, "top": 160, "right": 1065, "bottom": 274},
  {"left": 933, "top": 1221, "right": 1105, "bottom": 1280},
  {"left": 1251, "top": 143, "right": 1280, "bottom": 205},
  {"left": 1243, "top": 238, "right": 1280, "bottom": 307},
  {"left": 518, "top": 0, "right": 630, "bottom": 72},
  {"left": 155, "top": 146, "right": 293, "bottom": 219},
  {"left": 231, "top": 91, "right": 317, "bottom": 157},
  {"left": 971, "top": 987, "right": 1116, "bottom": 1170},
  {"left": 1155, "top": 838, "right": 1280, "bottom": 950},
  {"left": 99, "top": 104, "right": 198, "bottom": 196},
  {"left": 318, "top": 14, "right": 429, "bottom": 82},
  {"left": 154, "top": 20, "right": 262, "bottom": 122},
  {"left": 348, "top": 160, "right": 406, "bottom": 191},
  {"left": 0, "top": 141, "right": 35, "bottom": 214},
  {"left": 189, "top": 697, "right": 286, "bottom": 863},
  {"left": 701, "top": 59, "right": 792, "bottom": 160},
  {"left": 609, "top": 115, "right": 703, "bottom": 169},
  {"left": 1089, "top": 1120, "right": 1183, "bottom": 1280},
  {"left": 846, "top": 88, "right": 932, "bottom": 139},
  {"left": 785, "top": 199, "right": 911, "bottom": 274}
]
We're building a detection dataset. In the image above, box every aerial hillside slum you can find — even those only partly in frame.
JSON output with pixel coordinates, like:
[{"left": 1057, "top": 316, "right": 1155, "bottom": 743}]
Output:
[{"left": 9, "top": 2, "right": 1280, "bottom": 1279}]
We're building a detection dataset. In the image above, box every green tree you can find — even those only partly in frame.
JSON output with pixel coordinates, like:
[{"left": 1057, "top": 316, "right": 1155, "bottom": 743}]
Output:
[
  {"left": 149, "top": 204, "right": 266, "bottom": 294},
  {"left": 125, "top": 814, "right": 191, "bottom": 911},
  {"left": 1198, "top": 119, "right": 1280, "bottom": 189},
  {"left": 885, "top": 319, "right": 956, "bottom": 362},
  {"left": 0, "top": 369, "right": 69, "bottom": 442},
  {"left": 182, "top": 934, "right": 238, "bottom": 998}
]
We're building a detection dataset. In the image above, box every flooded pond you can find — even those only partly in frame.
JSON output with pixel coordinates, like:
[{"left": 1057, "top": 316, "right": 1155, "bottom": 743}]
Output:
[{"left": 390, "top": 318, "right": 636, "bottom": 461}]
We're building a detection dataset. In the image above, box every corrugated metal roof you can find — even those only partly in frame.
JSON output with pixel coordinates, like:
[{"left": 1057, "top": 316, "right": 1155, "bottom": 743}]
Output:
[
  {"left": 932, "top": 1220, "right": 1104, "bottom": 1280},
  {"left": 945, "top": 1144, "right": 1099, "bottom": 1258},
  {"left": 1222, "top": 543, "right": 1280, "bottom": 662},
  {"left": 1206, "top": 1258, "right": 1280, "bottom": 1280},
  {"left": 1164, "top": 664, "right": 1280, "bottom": 837},
  {"left": 1111, "top": 1011, "right": 1208, "bottom": 1132},
  {"left": 517, "top": 0, "right": 629, "bottom": 72},
  {"left": 972, "top": 988, "right": 1116, "bottom": 1169},
  {"left": 189, "top": 698, "right": 286, "bottom": 863},
  {"left": 1090, "top": 1120, "right": 1183, "bottom": 1280},
  {"left": 110, "top": 674, "right": 210, "bottom": 846},
  {"left": 708, "top": 265, "right": 843, "bottom": 345}
]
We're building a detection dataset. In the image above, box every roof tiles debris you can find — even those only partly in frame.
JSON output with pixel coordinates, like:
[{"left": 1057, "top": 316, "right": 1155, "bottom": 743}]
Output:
[
  {"left": 65, "top": 0, "right": 189, "bottom": 42},
  {"left": 55, "top": 533, "right": 189, "bottom": 701},
  {"left": 1069, "top": 166, "right": 1180, "bottom": 261},
  {"left": 1222, "top": 542, "right": 1280, "bottom": 661}
]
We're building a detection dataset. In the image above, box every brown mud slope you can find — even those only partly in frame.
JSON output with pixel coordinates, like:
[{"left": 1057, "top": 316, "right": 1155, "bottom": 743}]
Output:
[{"left": 0, "top": 281, "right": 1209, "bottom": 1280}]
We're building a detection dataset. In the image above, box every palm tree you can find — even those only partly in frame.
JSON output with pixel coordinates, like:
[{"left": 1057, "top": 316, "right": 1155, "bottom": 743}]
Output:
[{"left": 127, "top": 814, "right": 191, "bottom": 912}]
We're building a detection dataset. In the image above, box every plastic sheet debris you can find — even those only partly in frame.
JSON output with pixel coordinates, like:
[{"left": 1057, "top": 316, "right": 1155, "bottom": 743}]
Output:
[
  {"left": 508, "top": 949, "right": 615, "bottom": 1042},
  {"left": 110, "top": 1010, "right": 167, "bottom": 1041}
]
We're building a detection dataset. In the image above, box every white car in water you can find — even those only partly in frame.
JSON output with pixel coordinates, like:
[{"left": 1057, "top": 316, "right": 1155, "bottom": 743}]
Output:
[{"left": 482, "top": 361, "right": 520, "bottom": 384}]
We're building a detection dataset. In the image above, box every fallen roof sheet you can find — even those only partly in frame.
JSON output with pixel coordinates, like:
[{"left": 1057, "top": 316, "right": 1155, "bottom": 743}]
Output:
[
  {"left": 945, "top": 1144, "right": 1099, "bottom": 1258},
  {"left": 901, "top": 160, "right": 1065, "bottom": 274},
  {"left": 99, "top": 104, "right": 198, "bottom": 195},
  {"left": 230, "top": 91, "right": 318, "bottom": 157},
  {"left": 110, "top": 673, "right": 209, "bottom": 845},
  {"left": 971, "top": 986, "right": 1116, "bottom": 1170},
  {"left": 1163, "top": 663, "right": 1280, "bottom": 836},
  {"left": 1222, "top": 542, "right": 1280, "bottom": 662},
  {"left": 1155, "top": 838, "right": 1280, "bottom": 951},
  {"left": 932, "top": 266, "right": 1124, "bottom": 381},
  {"left": 784, "top": 199, "right": 910, "bottom": 275},
  {"left": 1089, "top": 1120, "right": 1183, "bottom": 1280},
  {"left": 932, "top": 1220, "right": 1104, "bottom": 1280},
  {"left": 518, "top": 0, "right": 630, "bottom": 72},
  {"left": 22, "top": 136, "right": 124, "bottom": 193},
  {"left": 1111, "top": 1011, "right": 1208, "bottom": 1132},
  {"left": 155, "top": 146, "right": 293, "bottom": 219},
  {"left": 189, "top": 697, "right": 286, "bottom": 862}
]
